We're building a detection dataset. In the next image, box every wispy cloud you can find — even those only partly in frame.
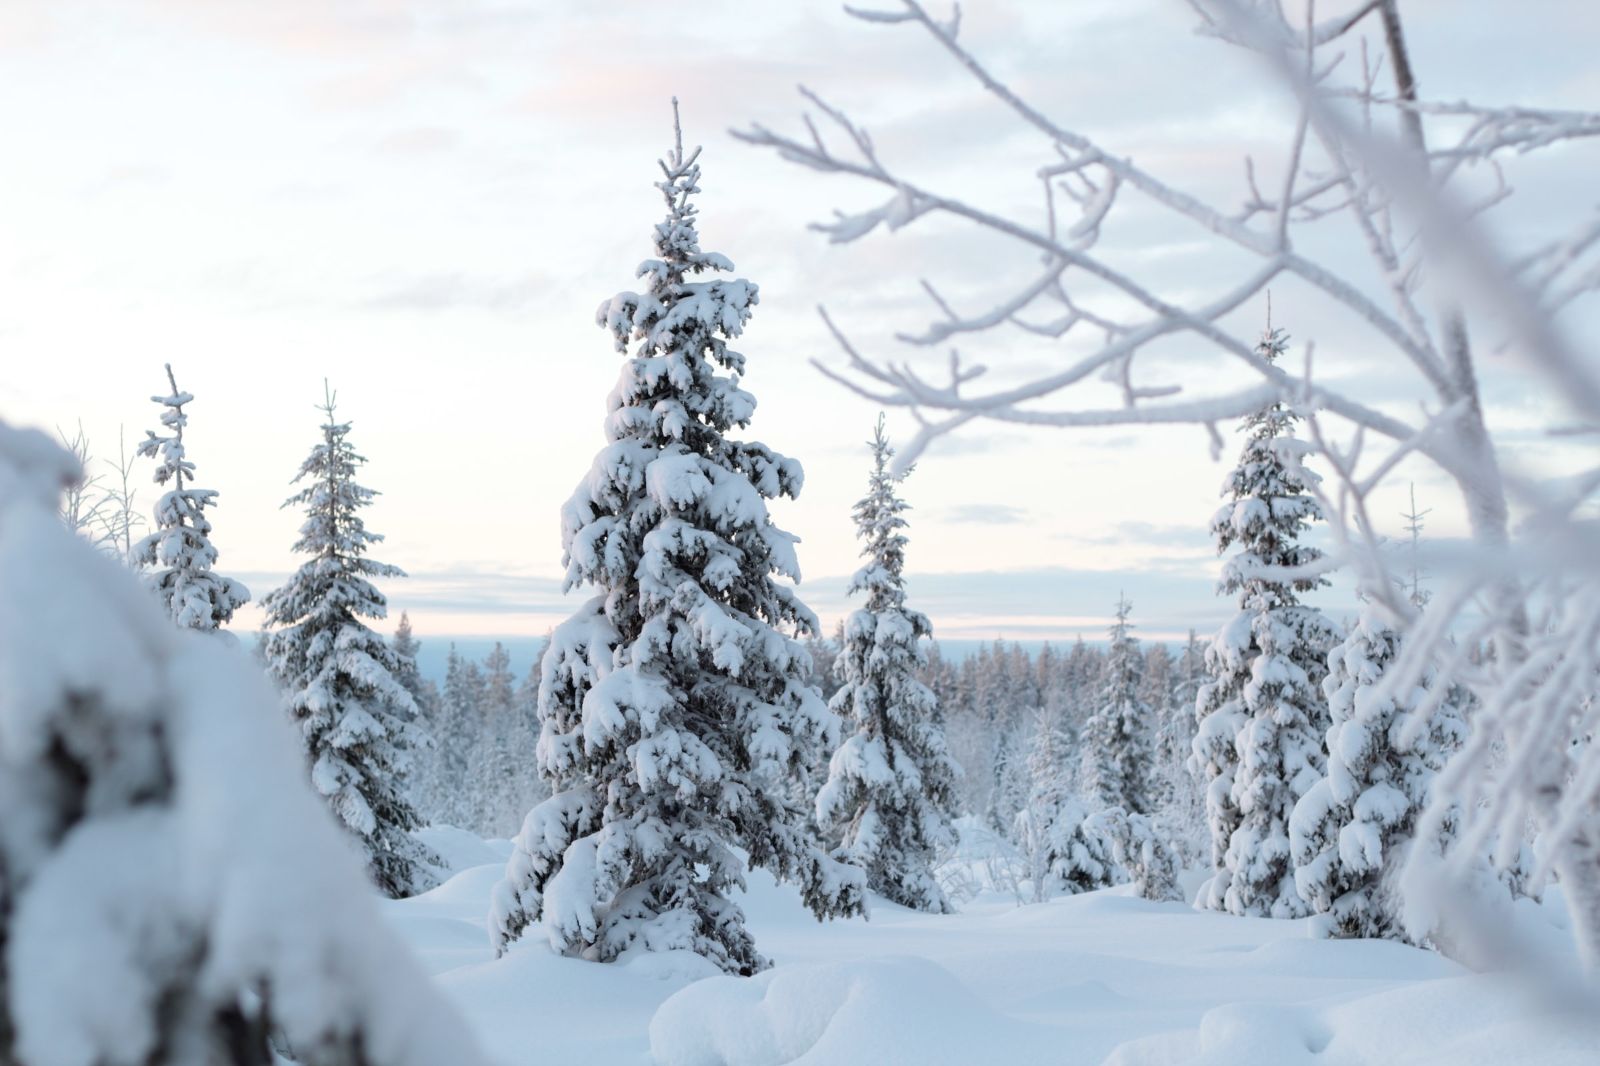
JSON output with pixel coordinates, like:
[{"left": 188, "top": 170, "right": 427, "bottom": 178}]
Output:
[
  {"left": 360, "top": 271, "right": 548, "bottom": 314},
  {"left": 373, "top": 126, "right": 460, "bottom": 157},
  {"left": 943, "top": 503, "right": 1030, "bottom": 524}
]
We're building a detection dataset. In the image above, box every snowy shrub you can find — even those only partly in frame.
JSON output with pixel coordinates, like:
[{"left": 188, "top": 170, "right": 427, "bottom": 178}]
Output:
[
  {"left": 1291, "top": 604, "right": 1468, "bottom": 942},
  {"left": 816, "top": 416, "right": 961, "bottom": 913},
  {"left": 1018, "top": 794, "right": 1118, "bottom": 900},
  {"left": 0, "top": 421, "right": 488, "bottom": 1066},
  {"left": 1087, "top": 808, "right": 1184, "bottom": 903},
  {"left": 259, "top": 388, "right": 437, "bottom": 899},
  {"left": 489, "top": 106, "right": 864, "bottom": 975}
]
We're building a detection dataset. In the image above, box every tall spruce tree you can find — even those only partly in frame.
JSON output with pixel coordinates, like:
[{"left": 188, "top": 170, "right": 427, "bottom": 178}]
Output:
[
  {"left": 1082, "top": 595, "right": 1152, "bottom": 815},
  {"left": 1192, "top": 324, "right": 1339, "bottom": 917},
  {"left": 816, "top": 416, "right": 962, "bottom": 913},
  {"left": 1290, "top": 602, "right": 1467, "bottom": 941},
  {"left": 132, "top": 364, "right": 249, "bottom": 631},
  {"left": 259, "top": 386, "right": 437, "bottom": 898},
  {"left": 489, "top": 105, "right": 864, "bottom": 975}
]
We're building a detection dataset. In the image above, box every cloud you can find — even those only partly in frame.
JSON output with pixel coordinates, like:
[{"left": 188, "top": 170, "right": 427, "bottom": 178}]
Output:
[
  {"left": 1069, "top": 520, "right": 1214, "bottom": 550},
  {"left": 942, "top": 503, "right": 1030, "bottom": 524},
  {"left": 922, "top": 432, "right": 1028, "bottom": 457},
  {"left": 374, "top": 126, "right": 460, "bottom": 156},
  {"left": 80, "top": 165, "right": 171, "bottom": 197},
  {"left": 233, "top": 567, "right": 569, "bottom": 618},
  {"left": 801, "top": 564, "right": 1248, "bottom": 641},
  {"left": 360, "top": 271, "right": 548, "bottom": 314}
]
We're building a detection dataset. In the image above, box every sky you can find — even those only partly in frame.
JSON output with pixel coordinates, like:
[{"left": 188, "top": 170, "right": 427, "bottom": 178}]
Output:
[{"left": 1, "top": 0, "right": 1595, "bottom": 658}]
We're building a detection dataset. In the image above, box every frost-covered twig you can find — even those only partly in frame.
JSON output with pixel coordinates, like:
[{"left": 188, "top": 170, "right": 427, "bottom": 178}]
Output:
[{"left": 744, "top": 0, "right": 1600, "bottom": 972}]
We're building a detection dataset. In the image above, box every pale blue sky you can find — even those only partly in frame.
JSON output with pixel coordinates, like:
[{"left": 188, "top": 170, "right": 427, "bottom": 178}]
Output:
[{"left": 2, "top": 0, "right": 1594, "bottom": 644}]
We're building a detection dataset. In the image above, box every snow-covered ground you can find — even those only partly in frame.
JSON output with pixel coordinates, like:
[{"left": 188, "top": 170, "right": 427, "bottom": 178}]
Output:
[{"left": 389, "top": 827, "right": 1598, "bottom": 1065}]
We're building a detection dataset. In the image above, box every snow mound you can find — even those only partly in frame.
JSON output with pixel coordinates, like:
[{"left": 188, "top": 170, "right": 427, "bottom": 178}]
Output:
[
  {"left": 1104, "top": 970, "right": 1600, "bottom": 1066},
  {"left": 415, "top": 825, "right": 513, "bottom": 875},
  {"left": 648, "top": 955, "right": 1057, "bottom": 1066}
]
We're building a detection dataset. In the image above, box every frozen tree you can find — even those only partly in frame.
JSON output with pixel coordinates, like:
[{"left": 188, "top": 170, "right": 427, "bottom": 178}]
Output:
[
  {"left": 1082, "top": 595, "right": 1153, "bottom": 815},
  {"left": 740, "top": 0, "right": 1600, "bottom": 968},
  {"left": 55, "top": 421, "right": 114, "bottom": 550},
  {"left": 1087, "top": 808, "right": 1185, "bottom": 903},
  {"left": 1018, "top": 698, "right": 1120, "bottom": 900},
  {"left": 1015, "top": 706, "right": 1071, "bottom": 900},
  {"left": 468, "top": 643, "right": 542, "bottom": 836},
  {"left": 1291, "top": 602, "right": 1468, "bottom": 942},
  {"left": 816, "top": 415, "right": 962, "bottom": 913},
  {"left": 391, "top": 611, "right": 425, "bottom": 705},
  {"left": 391, "top": 612, "right": 445, "bottom": 819},
  {"left": 419, "top": 645, "right": 487, "bottom": 829},
  {"left": 1027, "top": 802, "right": 1118, "bottom": 899},
  {"left": 1194, "top": 327, "right": 1339, "bottom": 917},
  {"left": 104, "top": 426, "right": 145, "bottom": 565},
  {"left": 981, "top": 642, "right": 1030, "bottom": 837},
  {"left": 1154, "top": 631, "right": 1208, "bottom": 861},
  {"left": 0, "top": 421, "right": 489, "bottom": 1066},
  {"left": 489, "top": 105, "right": 864, "bottom": 975},
  {"left": 259, "top": 387, "right": 437, "bottom": 899},
  {"left": 131, "top": 364, "right": 249, "bottom": 632},
  {"left": 1140, "top": 643, "right": 1174, "bottom": 731}
]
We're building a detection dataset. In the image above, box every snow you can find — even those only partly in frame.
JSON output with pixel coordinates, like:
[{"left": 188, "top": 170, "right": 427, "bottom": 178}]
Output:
[
  {"left": 0, "top": 421, "right": 490, "bottom": 1065},
  {"left": 383, "top": 832, "right": 1598, "bottom": 1065}
]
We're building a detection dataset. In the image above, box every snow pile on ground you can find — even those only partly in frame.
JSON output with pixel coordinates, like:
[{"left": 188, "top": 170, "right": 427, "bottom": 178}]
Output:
[
  {"left": 384, "top": 831, "right": 1598, "bottom": 1065},
  {"left": 649, "top": 955, "right": 1059, "bottom": 1066},
  {"left": 415, "top": 824, "right": 513, "bottom": 877}
]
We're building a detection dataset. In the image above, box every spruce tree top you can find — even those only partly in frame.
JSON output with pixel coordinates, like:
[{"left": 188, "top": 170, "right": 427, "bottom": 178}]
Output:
[
  {"left": 849, "top": 413, "right": 916, "bottom": 615},
  {"left": 263, "top": 386, "right": 405, "bottom": 629},
  {"left": 1211, "top": 326, "right": 1326, "bottom": 611},
  {"left": 579, "top": 98, "right": 813, "bottom": 647},
  {"left": 132, "top": 363, "right": 249, "bottom": 630}
]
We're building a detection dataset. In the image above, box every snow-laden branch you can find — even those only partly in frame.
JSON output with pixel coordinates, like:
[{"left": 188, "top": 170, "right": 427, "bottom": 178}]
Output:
[{"left": 744, "top": 0, "right": 1600, "bottom": 974}]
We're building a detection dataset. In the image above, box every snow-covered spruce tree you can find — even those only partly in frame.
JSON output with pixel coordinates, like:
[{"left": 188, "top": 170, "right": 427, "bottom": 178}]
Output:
[
  {"left": 816, "top": 415, "right": 962, "bottom": 913},
  {"left": 1033, "top": 807, "right": 1118, "bottom": 898},
  {"left": 1082, "top": 595, "right": 1153, "bottom": 815},
  {"left": 1085, "top": 808, "right": 1184, "bottom": 903},
  {"left": 131, "top": 364, "right": 249, "bottom": 631},
  {"left": 489, "top": 105, "right": 864, "bottom": 975},
  {"left": 259, "top": 387, "right": 437, "bottom": 898},
  {"left": 1290, "top": 602, "right": 1468, "bottom": 941},
  {"left": 0, "top": 422, "right": 488, "bottom": 1066},
  {"left": 420, "top": 645, "right": 488, "bottom": 829},
  {"left": 1015, "top": 702, "right": 1121, "bottom": 899},
  {"left": 1153, "top": 631, "right": 1208, "bottom": 863},
  {"left": 391, "top": 610, "right": 426, "bottom": 707},
  {"left": 469, "top": 643, "right": 544, "bottom": 836},
  {"left": 1015, "top": 706, "right": 1071, "bottom": 900},
  {"left": 1192, "top": 325, "right": 1340, "bottom": 917},
  {"left": 982, "top": 642, "right": 1031, "bottom": 838}
]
